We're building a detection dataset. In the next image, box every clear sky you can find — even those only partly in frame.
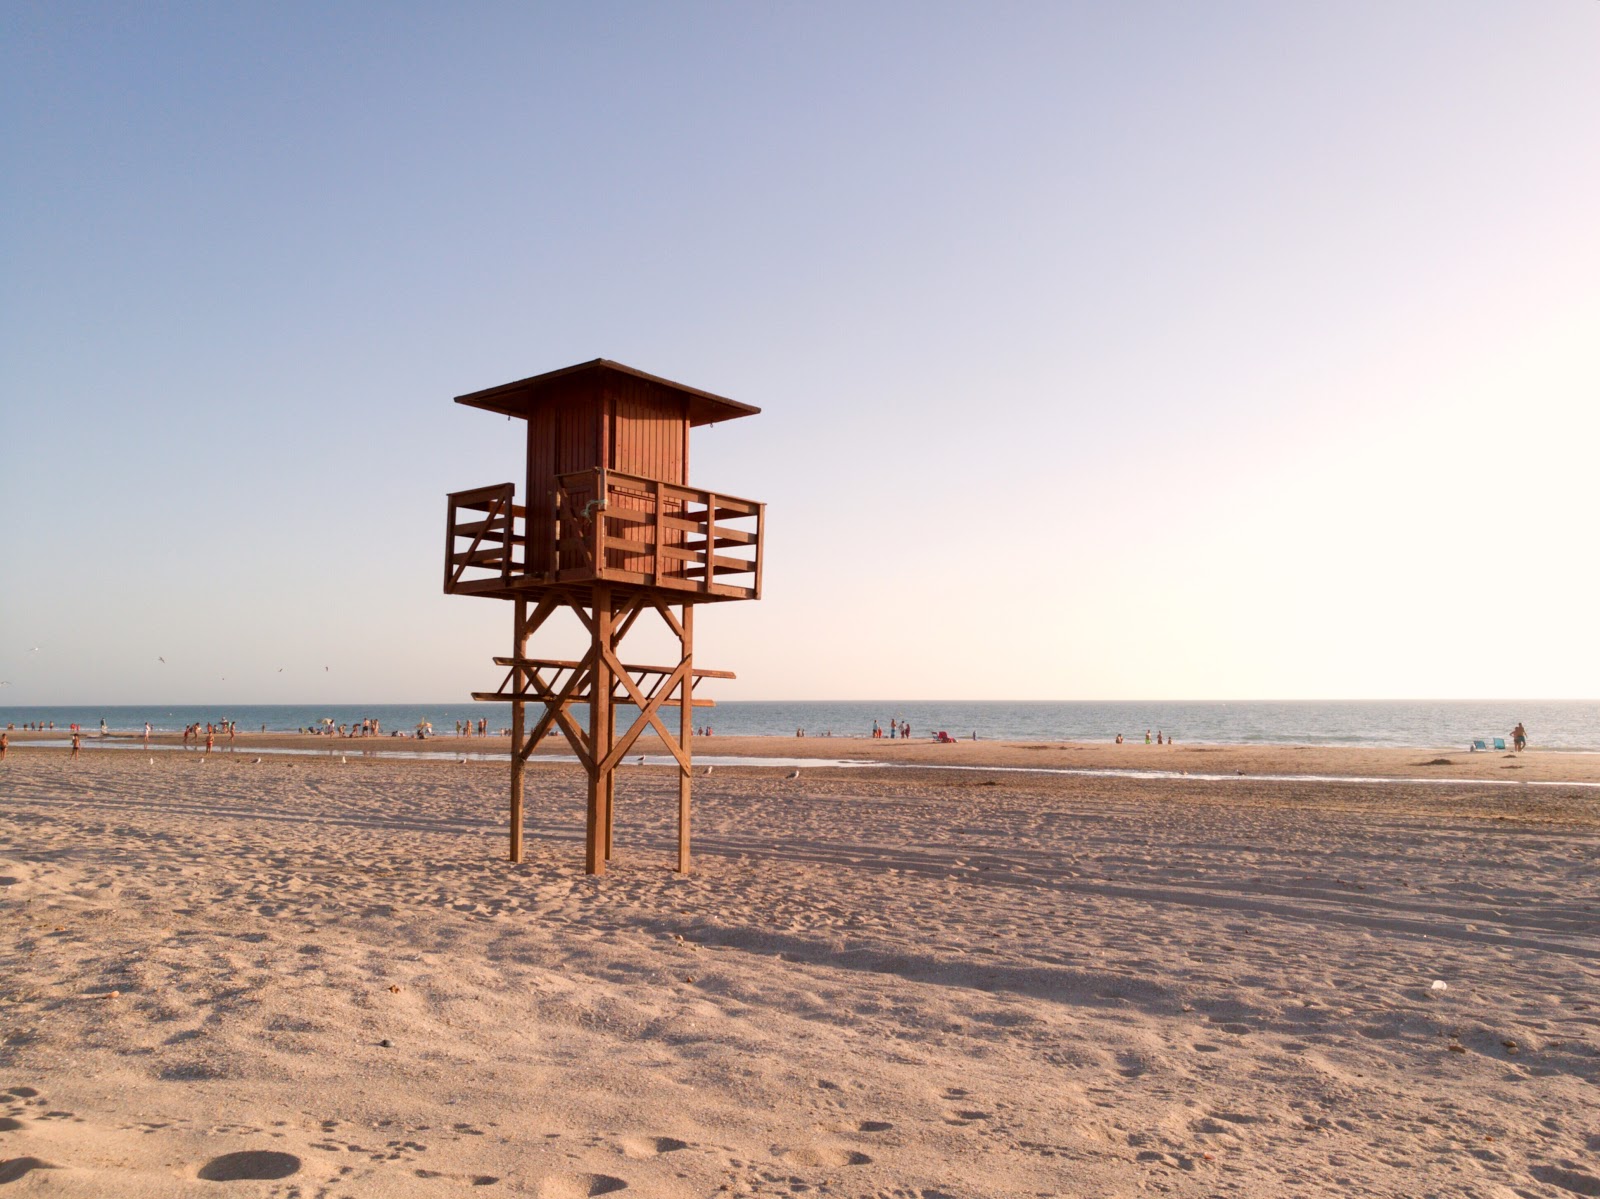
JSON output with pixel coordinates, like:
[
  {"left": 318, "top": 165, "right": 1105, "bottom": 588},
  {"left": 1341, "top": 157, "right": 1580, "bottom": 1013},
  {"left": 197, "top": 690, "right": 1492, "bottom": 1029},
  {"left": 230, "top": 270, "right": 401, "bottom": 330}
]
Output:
[{"left": 3, "top": 2, "right": 1597, "bottom": 705}]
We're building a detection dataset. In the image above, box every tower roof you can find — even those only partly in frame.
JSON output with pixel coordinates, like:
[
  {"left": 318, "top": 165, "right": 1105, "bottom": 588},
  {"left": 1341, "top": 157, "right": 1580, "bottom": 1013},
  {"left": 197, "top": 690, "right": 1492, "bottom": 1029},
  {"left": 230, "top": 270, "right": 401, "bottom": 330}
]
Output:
[{"left": 454, "top": 358, "right": 760, "bottom": 426}]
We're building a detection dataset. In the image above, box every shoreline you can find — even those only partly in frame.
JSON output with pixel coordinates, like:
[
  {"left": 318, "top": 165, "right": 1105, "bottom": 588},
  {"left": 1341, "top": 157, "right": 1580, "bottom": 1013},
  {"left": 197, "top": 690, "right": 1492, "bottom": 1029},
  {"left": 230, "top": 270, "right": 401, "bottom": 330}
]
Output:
[{"left": 8, "top": 729, "right": 1600, "bottom": 785}]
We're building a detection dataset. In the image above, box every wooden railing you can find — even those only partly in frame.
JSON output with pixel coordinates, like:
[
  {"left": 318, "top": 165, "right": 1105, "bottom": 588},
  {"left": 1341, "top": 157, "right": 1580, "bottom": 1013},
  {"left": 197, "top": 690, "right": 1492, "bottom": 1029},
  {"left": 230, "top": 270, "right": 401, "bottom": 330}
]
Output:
[
  {"left": 443, "top": 483, "right": 524, "bottom": 592},
  {"left": 446, "top": 472, "right": 762, "bottom": 599},
  {"left": 554, "top": 468, "right": 764, "bottom": 599}
]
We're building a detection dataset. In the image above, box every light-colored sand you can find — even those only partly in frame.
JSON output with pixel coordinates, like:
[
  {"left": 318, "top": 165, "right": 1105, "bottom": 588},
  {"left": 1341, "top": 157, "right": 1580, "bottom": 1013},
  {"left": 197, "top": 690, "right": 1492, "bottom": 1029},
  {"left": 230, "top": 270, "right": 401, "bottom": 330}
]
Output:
[{"left": 1, "top": 744, "right": 1597, "bottom": 1197}]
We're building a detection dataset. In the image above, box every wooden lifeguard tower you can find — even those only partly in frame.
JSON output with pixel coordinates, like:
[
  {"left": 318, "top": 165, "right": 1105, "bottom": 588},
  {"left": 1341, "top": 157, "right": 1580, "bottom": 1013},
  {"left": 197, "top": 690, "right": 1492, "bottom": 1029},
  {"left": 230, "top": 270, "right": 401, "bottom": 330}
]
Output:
[{"left": 442, "top": 359, "right": 764, "bottom": 875}]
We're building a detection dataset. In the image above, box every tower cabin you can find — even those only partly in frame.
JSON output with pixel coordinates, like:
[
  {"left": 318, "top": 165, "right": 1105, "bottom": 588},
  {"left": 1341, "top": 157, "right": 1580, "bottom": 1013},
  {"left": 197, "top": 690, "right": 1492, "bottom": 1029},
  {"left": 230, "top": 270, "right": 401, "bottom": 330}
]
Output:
[{"left": 443, "top": 359, "right": 764, "bottom": 875}]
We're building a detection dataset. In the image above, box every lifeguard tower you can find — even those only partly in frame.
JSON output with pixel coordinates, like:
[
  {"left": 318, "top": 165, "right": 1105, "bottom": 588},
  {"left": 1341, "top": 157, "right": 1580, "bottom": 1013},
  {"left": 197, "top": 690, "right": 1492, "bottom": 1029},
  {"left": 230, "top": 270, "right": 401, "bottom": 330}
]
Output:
[{"left": 442, "top": 359, "right": 764, "bottom": 875}]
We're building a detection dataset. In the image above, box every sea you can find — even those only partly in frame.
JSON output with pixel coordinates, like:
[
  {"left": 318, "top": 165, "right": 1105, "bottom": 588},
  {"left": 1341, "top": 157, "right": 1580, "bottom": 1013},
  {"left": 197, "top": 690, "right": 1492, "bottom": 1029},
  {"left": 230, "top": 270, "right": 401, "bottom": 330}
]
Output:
[{"left": 2, "top": 700, "right": 1597, "bottom": 751}]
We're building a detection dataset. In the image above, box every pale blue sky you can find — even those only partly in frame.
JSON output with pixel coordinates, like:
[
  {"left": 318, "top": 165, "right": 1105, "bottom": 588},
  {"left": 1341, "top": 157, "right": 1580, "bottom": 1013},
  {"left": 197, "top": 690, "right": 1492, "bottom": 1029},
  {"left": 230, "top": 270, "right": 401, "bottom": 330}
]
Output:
[{"left": 3, "top": 2, "right": 1597, "bottom": 704}]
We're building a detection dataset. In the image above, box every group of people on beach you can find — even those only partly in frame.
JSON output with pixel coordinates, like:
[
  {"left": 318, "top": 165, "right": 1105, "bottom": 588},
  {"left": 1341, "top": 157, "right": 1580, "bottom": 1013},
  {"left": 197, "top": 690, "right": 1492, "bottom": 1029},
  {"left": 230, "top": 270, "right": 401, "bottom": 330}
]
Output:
[
  {"left": 183, "top": 721, "right": 234, "bottom": 745},
  {"left": 301, "top": 718, "right": 385, "bottom": 737},
  {"left": 871, "top": 720, "right": 911, "bottom": 739},
  {"left": 1111, "top": 730, "right": 1175, "bottom": 745}
]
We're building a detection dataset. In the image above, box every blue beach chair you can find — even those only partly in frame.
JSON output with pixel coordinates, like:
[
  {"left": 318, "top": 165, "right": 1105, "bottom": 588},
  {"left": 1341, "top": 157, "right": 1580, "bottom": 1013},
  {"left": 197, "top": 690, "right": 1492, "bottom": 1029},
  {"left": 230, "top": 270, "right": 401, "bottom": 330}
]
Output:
[
  {"left": 1493, "top": 738, "right": 1507, "bottom": 751},
  {"left": 1470, "top": 739, "right": 1487, "bottom": 752}
]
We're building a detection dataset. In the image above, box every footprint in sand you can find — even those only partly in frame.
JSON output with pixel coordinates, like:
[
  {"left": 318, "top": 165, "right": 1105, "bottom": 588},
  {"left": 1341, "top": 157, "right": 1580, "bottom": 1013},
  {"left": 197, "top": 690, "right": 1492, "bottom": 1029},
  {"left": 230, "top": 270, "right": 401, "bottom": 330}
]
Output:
[
  {"left": 414, "top": 1167, "right": 501, "bottom": 1185},
  {"left": 0, "top": 1158, "right": 54, "bottom": 1184},
  {"left": 619, "top": 1135, "right": 688, "bottom": 1158},
  {"left": 944, "top": 1110, "right": 991, "bottom": 1125},
  {"left": 534, "top": 1173, "right": 629, "bottom": 1198},
  {"left": 1529, "top": 1165, "right": 1600, "bottom": 1197},
  {"left": 196, "top": 1150, "right": 303, "bottom": 1181},
  {"left": 857, "top": 1120, "right": 894, "bottom": 1133},
  {"left": 777, "top": 1145, "right": 872, "bottom": 1167}
]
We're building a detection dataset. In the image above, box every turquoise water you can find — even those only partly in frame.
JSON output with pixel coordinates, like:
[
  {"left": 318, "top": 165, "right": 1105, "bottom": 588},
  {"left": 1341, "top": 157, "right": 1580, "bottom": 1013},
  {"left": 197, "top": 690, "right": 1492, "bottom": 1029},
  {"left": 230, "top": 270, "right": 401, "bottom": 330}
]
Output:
[{"left": 2, "top": 700, "right": 1595, "bottom": 750}]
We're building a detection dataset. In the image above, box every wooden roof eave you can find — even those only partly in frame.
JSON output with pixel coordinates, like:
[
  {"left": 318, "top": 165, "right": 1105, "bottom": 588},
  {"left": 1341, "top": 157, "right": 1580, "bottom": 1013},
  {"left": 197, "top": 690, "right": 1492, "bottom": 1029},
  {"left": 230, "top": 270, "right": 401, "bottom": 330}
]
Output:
[{"left": 454, "top": 358, "right": 761, "bottom": 427}]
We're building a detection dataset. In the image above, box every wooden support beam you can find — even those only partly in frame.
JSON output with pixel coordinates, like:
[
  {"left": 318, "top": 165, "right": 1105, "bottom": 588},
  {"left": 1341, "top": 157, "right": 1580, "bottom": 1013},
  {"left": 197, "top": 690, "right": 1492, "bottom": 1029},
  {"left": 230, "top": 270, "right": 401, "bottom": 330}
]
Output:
[
  {"left": 597, "top": 651, "right": 691, "bottom": 775},
  {"left": 586, "top": 584, "right": 613, "bottom": 875},
  {"left": 509, "top": 598, "right": 527, "bottom": 863},
  {"left": 679, "top": 604, "right": 694, "bottom": 874},
  {"left": 652, "top": 596, "right": 685, "bottom": 641},
  {"left": 491, "top": 655, "right": 733, "bottom": 680},
  {"left": 475, "top": 690, "right": 714, "bottom": 709}
]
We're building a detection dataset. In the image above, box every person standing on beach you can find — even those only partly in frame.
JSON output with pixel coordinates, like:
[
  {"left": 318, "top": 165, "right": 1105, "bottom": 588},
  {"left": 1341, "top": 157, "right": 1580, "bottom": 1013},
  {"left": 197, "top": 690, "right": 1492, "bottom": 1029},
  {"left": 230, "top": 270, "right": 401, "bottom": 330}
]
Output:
[
  {"left": 205, "top": 729, "right": 214, "bottom": 753},
  {"left": 143, "top": 722, "right": 151, "bottom": 747},
  {"left": 1, "top": 731, "right": 8, "bottom": 761},
  {"left": 1145, "top": 729, "right": 1152, "bottom": 744},
  {"left": 1512, "top": 722, "right": 1527, "bottom": 752},
  {"left": 71, "top": 731, "right": 81, "bottom": 758}
]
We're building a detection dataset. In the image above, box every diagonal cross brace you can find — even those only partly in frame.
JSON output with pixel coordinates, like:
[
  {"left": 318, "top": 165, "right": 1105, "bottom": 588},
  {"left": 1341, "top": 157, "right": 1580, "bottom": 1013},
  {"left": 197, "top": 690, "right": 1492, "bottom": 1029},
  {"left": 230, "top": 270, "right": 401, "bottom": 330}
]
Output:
[{"left": 598, "top": 648, "right": 692, "bottom": 775}]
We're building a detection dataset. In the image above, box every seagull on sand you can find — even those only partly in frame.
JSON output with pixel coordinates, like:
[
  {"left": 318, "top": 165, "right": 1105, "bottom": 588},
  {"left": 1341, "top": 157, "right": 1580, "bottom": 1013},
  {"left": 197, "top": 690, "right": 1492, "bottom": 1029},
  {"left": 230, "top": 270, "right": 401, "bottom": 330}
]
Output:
[
  {"left": 704, "top": 765, "right": 713, "bottom": 775},
  {"left": 786, "top": 769, "right": 801, "bottom": 780},
  {"left": 636, "top": 755, "right": 646, "bottom": 764}
]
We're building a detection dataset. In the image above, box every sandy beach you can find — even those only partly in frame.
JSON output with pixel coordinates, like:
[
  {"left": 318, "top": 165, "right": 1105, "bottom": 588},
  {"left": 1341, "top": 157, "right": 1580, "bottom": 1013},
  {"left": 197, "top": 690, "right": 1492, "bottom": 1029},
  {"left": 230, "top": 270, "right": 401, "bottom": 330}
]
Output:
[{"left": 2, "top": 739, "right": 1597, "bottom": 1197}]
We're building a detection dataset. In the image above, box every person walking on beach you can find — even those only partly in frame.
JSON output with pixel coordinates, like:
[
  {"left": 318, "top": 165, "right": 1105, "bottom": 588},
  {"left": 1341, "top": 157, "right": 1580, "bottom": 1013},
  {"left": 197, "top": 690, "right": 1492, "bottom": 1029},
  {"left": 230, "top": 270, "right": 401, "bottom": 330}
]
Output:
[
  {"left": 143, "top": 722, "right": 151, "bottom": 747},
  {"left": 1512, "top": 722, "right": 1527, "bottom": 752}
]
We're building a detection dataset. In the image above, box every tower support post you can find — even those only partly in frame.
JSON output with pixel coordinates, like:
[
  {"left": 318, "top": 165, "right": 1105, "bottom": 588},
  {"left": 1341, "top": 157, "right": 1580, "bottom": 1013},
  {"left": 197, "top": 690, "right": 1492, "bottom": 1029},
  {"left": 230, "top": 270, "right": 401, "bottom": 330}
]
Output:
[
  {"left": 678, "top": 603, "right": 694, "bottom": 873},
  {"left": 585, "top": 584, "right": 614, "bottom": 875},
  {"left": 508, "top": 598, "right": 528, "bottom": 862}
]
